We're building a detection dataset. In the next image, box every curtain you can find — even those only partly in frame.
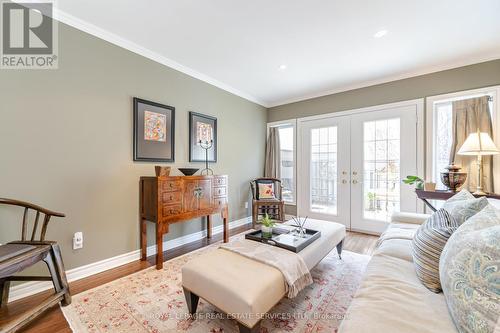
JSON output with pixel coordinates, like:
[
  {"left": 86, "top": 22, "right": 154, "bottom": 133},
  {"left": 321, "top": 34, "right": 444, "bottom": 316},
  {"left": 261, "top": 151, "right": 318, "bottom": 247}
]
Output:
[
  {"left": 264, "top": 127, "right": 281, "bottom": 178},
  {"left": 449, "top": 96, "right": 494, "bottom": 192}
]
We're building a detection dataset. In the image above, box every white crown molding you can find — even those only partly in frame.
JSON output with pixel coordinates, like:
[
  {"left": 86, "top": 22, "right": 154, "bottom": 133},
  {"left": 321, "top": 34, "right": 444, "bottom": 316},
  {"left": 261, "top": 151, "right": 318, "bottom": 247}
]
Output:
[
  {"left": 8, "top": 216, "right": 252, "bottom": 302},
  {"left": 17, "top": 3, "right": 500, "bottom": 110},
  {"left": 268, "top": 53, "right": 500, "bottom": 108},
  {"left": 49, "top": 8, "right": 269, "bottom": 107}
]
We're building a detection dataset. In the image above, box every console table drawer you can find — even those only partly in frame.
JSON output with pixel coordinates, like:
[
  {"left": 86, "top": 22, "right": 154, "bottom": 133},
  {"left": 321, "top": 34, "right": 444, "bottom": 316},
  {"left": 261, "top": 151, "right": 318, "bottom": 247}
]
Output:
[
  {"left": 162, "top": 191, "right": 182, "bottom": 204},
  {"left": 162, "top": 204, "right": 182, "bottom": 216},
  {"left": 213, "top": 197, "right": 227, "bottom": 208},
  {"left": 213, "top": 176, "right": 227, "bottom": 186},
  {"left": 213, "top": 186, "right": 227, "bottom": 197},
  {"left": 162, "top": 180, "right": 181, "bottom": 192}
]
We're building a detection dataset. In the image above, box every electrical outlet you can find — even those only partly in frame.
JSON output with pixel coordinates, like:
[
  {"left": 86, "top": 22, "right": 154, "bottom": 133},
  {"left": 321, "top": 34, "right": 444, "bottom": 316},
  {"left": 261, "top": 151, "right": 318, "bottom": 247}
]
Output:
[
  {"left": 244, "top": 202, "right": 248, "bottom": 209},
  {"left": 73, "top": 232, "right": 83, "bottom": 250}
]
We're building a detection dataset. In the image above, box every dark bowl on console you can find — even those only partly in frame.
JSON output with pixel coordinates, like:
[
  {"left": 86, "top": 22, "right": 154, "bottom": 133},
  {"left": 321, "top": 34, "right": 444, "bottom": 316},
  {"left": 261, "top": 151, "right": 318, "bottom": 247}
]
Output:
[{"left": 178, "top": 168, "right": 199, "bottom": 176}]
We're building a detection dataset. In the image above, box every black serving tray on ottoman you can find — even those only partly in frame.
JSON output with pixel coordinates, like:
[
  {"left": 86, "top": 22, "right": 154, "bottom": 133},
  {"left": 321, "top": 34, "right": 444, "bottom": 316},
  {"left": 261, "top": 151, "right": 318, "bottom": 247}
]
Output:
[{"left": 245, "top": 228, "right": 321, "bottom": 253}]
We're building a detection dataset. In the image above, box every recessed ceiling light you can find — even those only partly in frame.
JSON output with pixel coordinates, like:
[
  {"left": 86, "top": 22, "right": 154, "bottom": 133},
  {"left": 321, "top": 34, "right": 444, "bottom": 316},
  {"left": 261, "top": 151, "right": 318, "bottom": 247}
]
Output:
[
  {"left": 374, "top": 30, "right": 388, "bottom": 38},
  {"left": 279, "top": 64, "right": 287, "bottom": 70}
]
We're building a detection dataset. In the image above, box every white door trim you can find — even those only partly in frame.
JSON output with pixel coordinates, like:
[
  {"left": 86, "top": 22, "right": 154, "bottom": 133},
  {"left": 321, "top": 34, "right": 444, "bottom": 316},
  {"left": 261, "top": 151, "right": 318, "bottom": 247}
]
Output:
[{"left": 296, "top": 99, "right": 424, "bottom": 122}]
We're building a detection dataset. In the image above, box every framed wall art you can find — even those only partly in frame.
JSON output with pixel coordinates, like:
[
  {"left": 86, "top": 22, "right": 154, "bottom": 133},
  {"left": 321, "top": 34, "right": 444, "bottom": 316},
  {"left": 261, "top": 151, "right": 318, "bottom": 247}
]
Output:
[
  {"left": 133, "top": 97, "right": 175, "bottom": 162},
  {"left": 189, "top": 112, "right": 217, "bottom": 162}
]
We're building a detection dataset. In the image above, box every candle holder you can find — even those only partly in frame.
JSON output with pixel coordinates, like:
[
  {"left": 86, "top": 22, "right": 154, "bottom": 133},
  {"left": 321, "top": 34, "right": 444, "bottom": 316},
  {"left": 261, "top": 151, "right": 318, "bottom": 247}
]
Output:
[{"left": 199, "top": 139, "right": 214, "bottom": 175}]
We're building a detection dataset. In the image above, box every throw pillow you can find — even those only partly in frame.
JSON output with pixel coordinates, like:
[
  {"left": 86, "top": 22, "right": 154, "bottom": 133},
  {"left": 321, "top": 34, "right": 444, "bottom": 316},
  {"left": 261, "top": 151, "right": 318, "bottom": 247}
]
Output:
[
  {"left": 442, "top": 190, "right": 488, "bottom": 225},
  {"left": 257, "top": 183, "right": 275, "bottom": 199},
  {"left": 439, "top": 204, "right": 500, "bottom": 333},
  {"left": 411, "top": 209, "right": 459, "bottom": 292},
  {"left": 444, "top": 189, "right": 475, "bottom": 202}
]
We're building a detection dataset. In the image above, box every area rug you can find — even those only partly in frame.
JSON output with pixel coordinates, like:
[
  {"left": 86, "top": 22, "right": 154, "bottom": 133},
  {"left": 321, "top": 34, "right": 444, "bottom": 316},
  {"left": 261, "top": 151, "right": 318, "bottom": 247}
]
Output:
[{"left": 62, "top": 234, "right": 370, "bottom": 333}]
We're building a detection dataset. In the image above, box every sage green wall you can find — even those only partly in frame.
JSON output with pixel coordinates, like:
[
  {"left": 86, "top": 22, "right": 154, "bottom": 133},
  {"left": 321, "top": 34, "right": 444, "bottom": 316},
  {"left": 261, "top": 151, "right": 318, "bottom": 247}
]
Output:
[
  {"left": 0, "top": 23, "right": 266, "bottom": 271},
  {"left": 268, "top": 59, "right": 500, "bottom": 122},
  {"left": 271, "top": 59, "right": 500, "bottom": 214}
]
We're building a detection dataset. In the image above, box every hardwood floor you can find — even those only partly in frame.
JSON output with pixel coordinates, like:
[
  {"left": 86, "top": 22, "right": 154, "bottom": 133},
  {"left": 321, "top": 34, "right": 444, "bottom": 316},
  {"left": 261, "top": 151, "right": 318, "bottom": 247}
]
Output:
[{"left": 0, "top": 225, "right": 378, "bottom": 333}]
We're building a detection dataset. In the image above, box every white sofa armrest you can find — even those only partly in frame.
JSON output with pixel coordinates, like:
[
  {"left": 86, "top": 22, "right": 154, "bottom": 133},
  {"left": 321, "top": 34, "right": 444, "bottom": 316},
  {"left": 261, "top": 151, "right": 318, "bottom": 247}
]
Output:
[{"left": 390, "top": 212, "right": 430, "bottom": 225}]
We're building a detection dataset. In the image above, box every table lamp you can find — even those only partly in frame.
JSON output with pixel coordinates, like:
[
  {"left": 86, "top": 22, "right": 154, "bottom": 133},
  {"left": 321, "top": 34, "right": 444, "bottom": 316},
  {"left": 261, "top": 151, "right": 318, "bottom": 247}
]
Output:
[{"left": 457, "top": 131, "right": 499, "bottom": 195}]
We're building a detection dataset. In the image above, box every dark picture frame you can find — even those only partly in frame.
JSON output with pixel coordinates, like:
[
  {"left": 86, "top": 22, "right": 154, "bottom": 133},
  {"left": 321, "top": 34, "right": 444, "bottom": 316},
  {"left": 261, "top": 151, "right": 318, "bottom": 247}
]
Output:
[
  {"left": 189, "top": 112, "right": 217, "bottom": 162},
  {"left": 133, "top": 97, "right": 175, "bottom": 162}
]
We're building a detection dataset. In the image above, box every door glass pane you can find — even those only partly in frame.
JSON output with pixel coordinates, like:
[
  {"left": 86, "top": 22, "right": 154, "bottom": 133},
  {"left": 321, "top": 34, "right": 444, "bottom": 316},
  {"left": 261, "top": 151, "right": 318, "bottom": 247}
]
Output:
[
  {"left": 278, "top": 126, "right": 294, "bottom": 203},
  {"left": 363, "top": 118, "right": 400, "bottom": 221},
  {"left": 310, "top": 126, "right": 337, "bottom": 215}
]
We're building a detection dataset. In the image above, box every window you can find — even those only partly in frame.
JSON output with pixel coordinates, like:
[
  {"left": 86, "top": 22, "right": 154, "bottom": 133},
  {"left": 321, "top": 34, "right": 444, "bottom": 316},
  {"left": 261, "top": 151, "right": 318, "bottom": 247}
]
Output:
[
  {"left": 363, "top": 118, "right": 401, "bottom": 221},
  {"left": 310, "top": 126, "right": 338, "bottom": 215},
  {"left": 427, "top": 87, "right": 499, "bottom": 192},
  {"left": 268, "top": 120, "right": 296, "bottom": 204}
]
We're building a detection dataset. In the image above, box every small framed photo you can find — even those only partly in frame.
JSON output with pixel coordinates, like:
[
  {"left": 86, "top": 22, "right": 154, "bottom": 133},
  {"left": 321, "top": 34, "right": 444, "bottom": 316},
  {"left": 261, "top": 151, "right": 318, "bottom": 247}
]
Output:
[
  {"left": 133, "top": 98, "right": 175, "bottom": 162},
  {"left": 189, "top": 112, "right": 217, "bottom": 162}
]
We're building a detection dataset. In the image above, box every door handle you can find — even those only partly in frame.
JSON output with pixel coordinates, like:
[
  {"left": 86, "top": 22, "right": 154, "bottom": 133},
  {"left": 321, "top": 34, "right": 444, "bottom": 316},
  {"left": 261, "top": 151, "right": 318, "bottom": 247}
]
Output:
[
  {"left": 352, "top": 180, "right": 358, "bottom": 184},
  {"left": 352, "top": 171, "right": 358, "bottom": 175},
  {"left": 342, "top": 179, "right": 348, "bottom": 184}
]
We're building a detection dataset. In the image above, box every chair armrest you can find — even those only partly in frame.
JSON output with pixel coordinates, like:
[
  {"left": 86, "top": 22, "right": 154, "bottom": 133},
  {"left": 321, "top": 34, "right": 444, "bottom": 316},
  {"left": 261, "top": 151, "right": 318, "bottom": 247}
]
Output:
[{"left": 390, "top": 212, "right": 430, "bottom": 225}]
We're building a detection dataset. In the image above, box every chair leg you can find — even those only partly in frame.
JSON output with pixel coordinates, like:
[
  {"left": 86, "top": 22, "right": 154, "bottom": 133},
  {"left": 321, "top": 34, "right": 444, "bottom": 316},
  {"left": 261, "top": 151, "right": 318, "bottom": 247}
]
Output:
[
  {"left": 252, "top": 203, "right": 258, "bottom": 228},
  {"left": 44, "top": 245, "right": 71, "bottom": 306},
  {"left": 0, "top": 279, "right": 10, "bottom": 308},
  {"left": 51, "top": 244, "right": 71, "bottom": 306}
]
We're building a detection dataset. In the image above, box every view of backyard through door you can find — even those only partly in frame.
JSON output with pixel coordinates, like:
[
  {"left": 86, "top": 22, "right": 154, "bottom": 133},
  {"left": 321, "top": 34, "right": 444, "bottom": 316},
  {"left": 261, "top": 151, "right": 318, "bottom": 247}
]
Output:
[{"left": 299, "top": 101, "right": 420, "bottom": 234}]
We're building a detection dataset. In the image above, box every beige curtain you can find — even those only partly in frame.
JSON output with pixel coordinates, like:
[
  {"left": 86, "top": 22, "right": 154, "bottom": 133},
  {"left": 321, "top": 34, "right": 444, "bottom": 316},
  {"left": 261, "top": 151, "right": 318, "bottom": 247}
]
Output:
[
  {"left": 449, "top": 96, "right": 494, "bottom": 192},
  {"left": 264, "top": 127, "right": 281, "bottom": 178}
]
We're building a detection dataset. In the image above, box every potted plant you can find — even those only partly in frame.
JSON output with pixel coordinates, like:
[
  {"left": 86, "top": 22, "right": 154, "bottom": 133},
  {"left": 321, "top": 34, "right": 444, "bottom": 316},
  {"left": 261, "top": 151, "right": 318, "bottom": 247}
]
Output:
[
  {"left": 367, "top": 192, "right": 376, "bottom": 211},
  {"left": 261, "top": 213, "right": 275, "bottom": 238},
  {"left": 403, "top": 175, "right": 424, "bottom": 189}
]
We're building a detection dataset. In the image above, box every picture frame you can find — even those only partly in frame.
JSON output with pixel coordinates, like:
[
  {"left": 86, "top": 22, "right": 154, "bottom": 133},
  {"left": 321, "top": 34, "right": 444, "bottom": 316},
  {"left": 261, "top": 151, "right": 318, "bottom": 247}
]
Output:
[
  {"left": 189, "top": 112, "right": 217, "bottom": 162},
  {"left": 133, "top": 97, "right": 175, "bottom": 162}
]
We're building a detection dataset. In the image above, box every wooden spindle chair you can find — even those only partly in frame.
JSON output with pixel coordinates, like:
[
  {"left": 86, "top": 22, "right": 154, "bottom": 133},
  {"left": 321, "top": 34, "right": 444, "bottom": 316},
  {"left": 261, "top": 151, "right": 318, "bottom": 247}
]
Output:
[
  {"left": 250, "top": 178, "right": 285, "bottom": 228},
  {"left": 0, "top": 198, "right": 71, "bottom": 333}
]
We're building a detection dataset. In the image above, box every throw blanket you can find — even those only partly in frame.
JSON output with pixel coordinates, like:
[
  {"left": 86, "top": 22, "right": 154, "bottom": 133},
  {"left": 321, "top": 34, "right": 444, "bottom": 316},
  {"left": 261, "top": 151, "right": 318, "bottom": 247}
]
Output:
[{"left": 220, "top": 239, "right": 313, "bottom": 298}]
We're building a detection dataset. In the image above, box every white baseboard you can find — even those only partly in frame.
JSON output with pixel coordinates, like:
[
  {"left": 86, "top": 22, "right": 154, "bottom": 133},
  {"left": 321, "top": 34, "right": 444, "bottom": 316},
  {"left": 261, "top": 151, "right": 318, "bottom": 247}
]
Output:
[{"left": 8, "top": 216, "right": 252, "bottom": 302}]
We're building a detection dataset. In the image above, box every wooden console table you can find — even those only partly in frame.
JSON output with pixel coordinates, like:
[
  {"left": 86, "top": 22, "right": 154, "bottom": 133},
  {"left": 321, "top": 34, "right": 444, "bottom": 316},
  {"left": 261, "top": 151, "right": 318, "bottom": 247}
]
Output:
[
  {"left": 415, "top": 189, "right": 500, "bottom": 212},
  {"left": 140, "top": 175, "right": 229, "bottom": 269}
]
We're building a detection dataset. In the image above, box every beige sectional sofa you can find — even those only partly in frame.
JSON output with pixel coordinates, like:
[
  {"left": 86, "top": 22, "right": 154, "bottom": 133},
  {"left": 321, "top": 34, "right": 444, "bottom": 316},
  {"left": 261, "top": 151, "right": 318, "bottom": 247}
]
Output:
[{"left": 339, "top": 211, "right": 458, "bottom": 333}]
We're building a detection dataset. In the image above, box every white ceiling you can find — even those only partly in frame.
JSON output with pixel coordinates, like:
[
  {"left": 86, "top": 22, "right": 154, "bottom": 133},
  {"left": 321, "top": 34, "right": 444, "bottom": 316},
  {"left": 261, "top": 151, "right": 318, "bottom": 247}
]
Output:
[{"left": 55, "top": 0, "right": 500, "bottom": 107}]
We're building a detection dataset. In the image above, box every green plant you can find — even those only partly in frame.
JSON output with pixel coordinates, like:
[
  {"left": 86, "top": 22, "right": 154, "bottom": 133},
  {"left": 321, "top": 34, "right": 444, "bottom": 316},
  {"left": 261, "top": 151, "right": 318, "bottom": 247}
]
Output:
[
  {"left": 403, "top": 175, "right": 424, "bottom": 189},
  {"left": 367, "top": 192, "right": 376, "bottom": 211},
  {"left": 261, "top": 213, "right": 276, "bottom": 227}
]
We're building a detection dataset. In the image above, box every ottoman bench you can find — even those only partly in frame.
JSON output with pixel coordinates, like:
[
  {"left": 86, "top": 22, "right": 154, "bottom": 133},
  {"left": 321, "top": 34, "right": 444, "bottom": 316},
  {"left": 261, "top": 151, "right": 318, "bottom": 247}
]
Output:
[{"left": 181, "top": 219, "right": 346, "bottom": 333}]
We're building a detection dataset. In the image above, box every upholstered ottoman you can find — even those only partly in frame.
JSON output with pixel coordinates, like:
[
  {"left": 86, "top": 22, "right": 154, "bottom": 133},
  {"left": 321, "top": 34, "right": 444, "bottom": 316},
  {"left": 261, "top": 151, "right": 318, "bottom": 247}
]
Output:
[{"left": 181, "top": 219, "right": 346, "bottom": 332}]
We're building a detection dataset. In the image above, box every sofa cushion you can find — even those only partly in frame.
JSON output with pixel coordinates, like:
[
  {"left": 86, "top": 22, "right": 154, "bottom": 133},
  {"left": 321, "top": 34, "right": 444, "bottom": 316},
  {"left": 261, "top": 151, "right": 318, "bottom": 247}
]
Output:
[
  {"left": 338, "top": 253, "right": 457, "bottom": 333},
  {"left": 375, "top": 238, "right": 413, "bottom": 262},
  {"left": 377, "top": 223, "right": 420, "bottom": 246},
  {"left": 411, "top": 209, "right": 459, "bottom": 292},
  {"left": 440, "top": 204, "right": 500, "bottom": 333}
]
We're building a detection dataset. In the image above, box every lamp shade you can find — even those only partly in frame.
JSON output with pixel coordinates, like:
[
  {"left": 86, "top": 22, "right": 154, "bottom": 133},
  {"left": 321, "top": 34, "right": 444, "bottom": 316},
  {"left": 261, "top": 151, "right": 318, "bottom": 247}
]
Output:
[{"left": 457, "top": 132, "right": 500, "bottom": 156}]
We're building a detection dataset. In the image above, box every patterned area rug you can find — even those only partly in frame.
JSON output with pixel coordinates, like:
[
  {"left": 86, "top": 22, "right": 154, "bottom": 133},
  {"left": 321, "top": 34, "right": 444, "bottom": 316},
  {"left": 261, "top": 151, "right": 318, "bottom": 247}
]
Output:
[{"left": 62, "top": 235, "right": 370, "bottom": 333}]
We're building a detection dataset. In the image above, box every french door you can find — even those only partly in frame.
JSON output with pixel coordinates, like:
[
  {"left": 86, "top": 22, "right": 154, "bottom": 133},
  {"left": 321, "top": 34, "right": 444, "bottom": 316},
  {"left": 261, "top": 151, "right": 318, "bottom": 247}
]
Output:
[
  {"left": 299, "top": 116, "right": 351, "bottom": 226},
  {"left": 299, "top": 105, "right": 418, "bottom": 234}
]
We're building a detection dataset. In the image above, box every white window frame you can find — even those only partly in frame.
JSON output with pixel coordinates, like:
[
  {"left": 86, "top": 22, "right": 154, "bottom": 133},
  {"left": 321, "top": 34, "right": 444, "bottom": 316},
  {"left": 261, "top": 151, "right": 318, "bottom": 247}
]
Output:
[
  {"left": 425, "top": 85, "right": 500, "bottom": 191},
  {"left": 267, "top": 119, "right": 297, "bottom": 205}
]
